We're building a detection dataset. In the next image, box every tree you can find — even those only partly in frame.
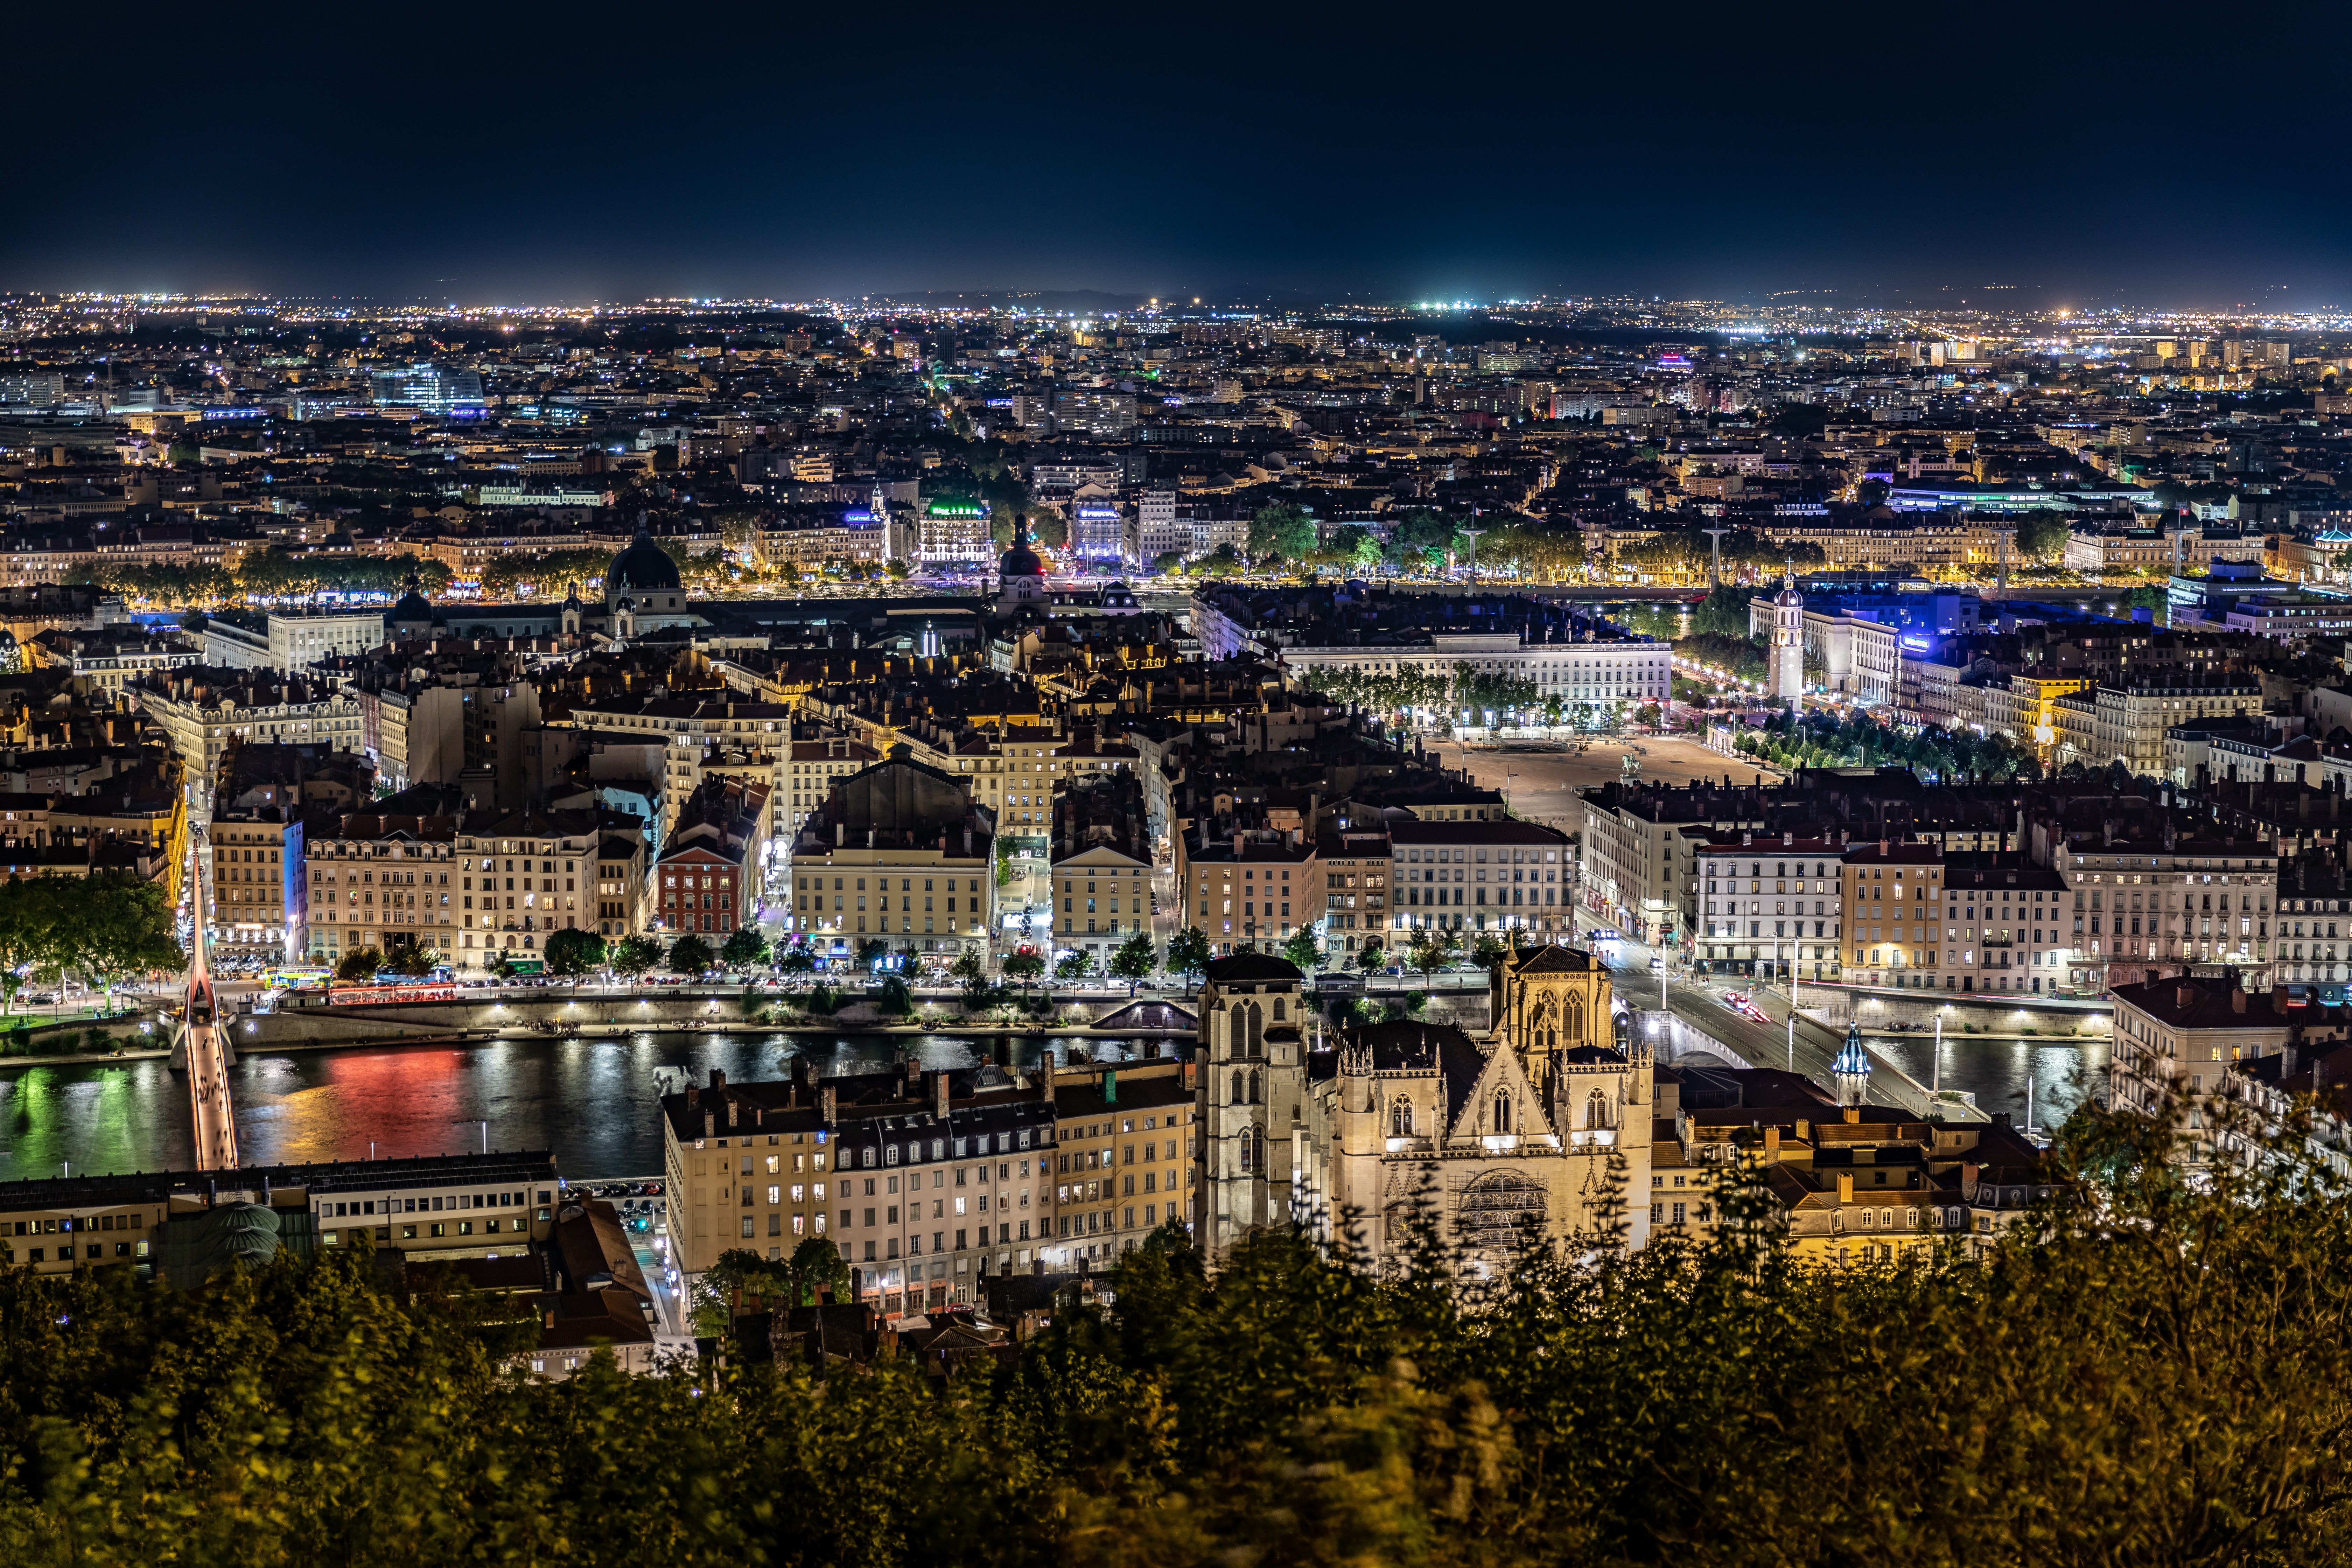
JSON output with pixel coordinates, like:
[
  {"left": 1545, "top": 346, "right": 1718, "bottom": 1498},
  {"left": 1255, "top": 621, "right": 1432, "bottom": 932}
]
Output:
[
  {"left": 20, "top": 1077, "right": 2352, "bottom": 1564},
  {"left": 1246, "top": 501, "right": 1317, "bottom": 564},
  {"left": 1002, "top": 950, "right": 1046, "bottom": 991},
  {"left": 2014, "top": 509, "right": 2072, "bottom": 565},
  {"left": 1410, "top": 925, "right": 1456, "bottom": 980},
  {"left": 667, "top": 933, "right": 716, "bottom": 975},
  {"left": 1108, "top": 930, "right": 1156, "bottom": 994},
  {"left": 719, "top": 927, "right": 771, "bottom": 970},
  {"left": 781, "top": 1234, "right": 852, "bottom": 1307},
  {"left": 609, "top": 933, "right": 663, "bottom": 978},
  {"left": 1470, "top": 932, "right": 1510, "bottom": 972},
  {"left": 776, "top": 940, "right": 817, "bottom": 976},
  {"left": 1055, "top": 951, "right": 1096, "bottom": 985},
  {"left": 1282, "top": 929, "right": 1325, "bottom": 975},
  {"left": 0, "top": 877, "right": 64, "bottom": 1013},
  {"left": 1167, "top": 925, "right": 1213, "bottom": 985},
  {"left": 377, "top": 937, "right": 442, "bottom": 978},
  {"left": 995, "top": 839, "right": 1016, "bottom": 890},
  {"left": 334, "top": 946, "right": 383, "bottom": 982},
  {"left": 543, "top": 928, "right": 607, "bottom": 977},
  {"left": 55, "top": 873, "right": 184, "bottom": 997},
  {"left": 855, "top": 937, "right": 890, "bottom": 967},
  {"left": 876, "top": 973, "right": 914, "bottom": 1016},
  {"left": 884, "top": 557, "right": 912, "bottom": 581}
]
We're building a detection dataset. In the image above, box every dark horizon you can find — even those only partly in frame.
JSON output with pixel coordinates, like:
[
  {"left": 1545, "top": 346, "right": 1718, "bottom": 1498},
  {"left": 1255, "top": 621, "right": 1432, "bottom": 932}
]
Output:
[{"left": 10, "top": 0, "right": 2350, "bottom": 313}]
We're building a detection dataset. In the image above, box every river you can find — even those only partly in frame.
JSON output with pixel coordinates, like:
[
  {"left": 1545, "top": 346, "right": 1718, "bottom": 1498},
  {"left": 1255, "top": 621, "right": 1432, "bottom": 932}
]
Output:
[
  {"left": 0, "top": 1024, "right": 2106, "bottom": 1184},
  {"left": 1864, "top": 1031, "right": 2110, "bottom": 1131},
  {"left": 0, "top": 1032, "right": 1107, "bottom": 1184}
]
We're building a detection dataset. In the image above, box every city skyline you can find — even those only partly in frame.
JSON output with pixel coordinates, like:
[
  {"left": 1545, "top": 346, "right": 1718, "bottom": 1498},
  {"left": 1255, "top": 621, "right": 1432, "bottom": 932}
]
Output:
[{"left": 11, "top": 0, "right": 2352, "bottom": 307}]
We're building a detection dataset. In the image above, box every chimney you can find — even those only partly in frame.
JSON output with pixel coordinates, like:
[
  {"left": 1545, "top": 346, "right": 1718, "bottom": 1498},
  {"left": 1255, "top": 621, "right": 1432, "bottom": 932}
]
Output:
[
  {"left": 1836, "top": 1172, "right": 1853, "bottom": 1205},
  {"left": 710, "top": 1068, "right": 726, "bottom": 1092},
  {"left": 818, "top": 1085, "right": 837, "bottom": 1125},
  {"left": 2233, "top": 987, "right": 2248, "bottom": 1014},
  {"left": 904, "top": 1056, "right": 920, "bottom": 1096},
  {"left": 726, "top": 1094, "right": 738, "bottom": 1127},
  {"left": 1104, "top": 1069, "right": 1118, "bottom": 1105},
  {"left": 703, "top": 1108, "right": 715, "bottom": 1139},
  {"left": 1182, "top": 1058, "right": 1197, "bottom": 1091},
  {"left": 933, "top": 1070, "right": 951, "bottom": 1120},
  {"left": 1763, "top": 1125, "right": 1780, "bottom": 1157}
]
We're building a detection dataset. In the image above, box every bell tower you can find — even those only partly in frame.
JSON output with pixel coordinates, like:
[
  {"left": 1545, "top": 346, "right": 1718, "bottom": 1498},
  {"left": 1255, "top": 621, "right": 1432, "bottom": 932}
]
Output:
[{"left": 1769, "top": 559, "right": 1805, "bottom": 713}]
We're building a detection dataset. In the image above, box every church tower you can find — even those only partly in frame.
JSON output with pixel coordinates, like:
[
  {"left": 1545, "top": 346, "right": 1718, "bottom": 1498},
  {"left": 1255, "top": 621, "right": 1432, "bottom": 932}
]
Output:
[
  {"left": 1195, "top": 953, "right": 1307, "bottom": 1258},
  {"left": 1769, "top": 560, "right": 1805, "bottom": 712}
]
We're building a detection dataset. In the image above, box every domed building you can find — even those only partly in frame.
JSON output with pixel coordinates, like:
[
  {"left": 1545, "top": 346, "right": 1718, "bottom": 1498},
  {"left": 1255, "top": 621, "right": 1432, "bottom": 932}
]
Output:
[
  {"left": 386, "top": 573, "right": 443, "bottom": 640},
  {"left": 997, "top": 512, "right": 1046, "bottom": 612},
  {"left": 373, "top": 518, "right": 711, "bottom": 650},
  {"left": 606, "top": 517, "right": 686, "bottom": 618}
]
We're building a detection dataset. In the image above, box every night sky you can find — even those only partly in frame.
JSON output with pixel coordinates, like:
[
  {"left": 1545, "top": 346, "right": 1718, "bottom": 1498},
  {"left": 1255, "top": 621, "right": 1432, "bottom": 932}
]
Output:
[{"left": 12, "top": 0, "right": 2350, "bottom": 309}]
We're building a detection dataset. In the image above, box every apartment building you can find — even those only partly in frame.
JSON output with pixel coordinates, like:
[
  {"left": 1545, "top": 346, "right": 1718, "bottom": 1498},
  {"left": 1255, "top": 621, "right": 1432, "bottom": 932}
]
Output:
[
  {"left": 450, "top": 807, "right": 603, "bottom": 968},
  {"left": 593, "top": 834, "right": 649, "bottom": 939},
  {"left": 130, "top": 667, "right": 366, "bottom": 808},
  {"left": 783, "top": 748, "right": 995, "bottom": 959},
  {"left": 1178, "top": 829, "right": 1318, "bottom": 954},
  {"left": 1044, "top": 1059, "right": 1195, "bottom": 1269},
  {"left": 1579, "top": 790, "right": 1704, "bottom": 946},
  {"left": 1317, "top": 822, "right": 1390, "bottom": 955},
  {"left": 1390, "top": 817, "right": 1571, "bottom": 939},
  {"left": 2108, "top": 978, "right": 2294, "bottom": 1120},
  {"left": 1049, "top": 771, "right": 1153, "bottom": 966},
  {"left": 1837, "top": 840, "right": 1942, "bottom": 991},
  {"left": 304, "top": 794, "right": 464, "bottom": 965},
  {"left": 784, "top": 735, "right": 882, "bottom": 825},
  {"left": 1695, "top": 833, "right": 1845, "bottom": 981},
  {"left": 651, "top": 776, "right": 769, "bottom": 942},
  {"left": 1936, "top": 853, "right": 2070, "bottom": 996},
  {"left": 2054, "top": 831, "right": 2277, "bottom": 994},
  {"left": 24, "top": 627, "right": 201, "bottom": 706},
  {"left": 661, "top": 1062, "right": 1063, "bottom": 1319},
  {"left": 2093, "top": 681, "right": 2263, "bottom": 777}
]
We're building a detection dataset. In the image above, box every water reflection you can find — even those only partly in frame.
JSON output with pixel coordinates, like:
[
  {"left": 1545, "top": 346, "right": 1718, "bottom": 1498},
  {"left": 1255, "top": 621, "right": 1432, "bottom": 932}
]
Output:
[
  {"left": 1867, "top": 1032, "right": 2111, "bottom": 1130},
  {"left": 0, "top": 1032, "right": 1169, "bottom": 1183}
]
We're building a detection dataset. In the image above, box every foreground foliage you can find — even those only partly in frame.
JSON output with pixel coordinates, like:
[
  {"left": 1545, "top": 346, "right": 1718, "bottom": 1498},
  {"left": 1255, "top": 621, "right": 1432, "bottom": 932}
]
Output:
[{"left": 5, "top": 1100, "right": 2352, "bottom": 1564}]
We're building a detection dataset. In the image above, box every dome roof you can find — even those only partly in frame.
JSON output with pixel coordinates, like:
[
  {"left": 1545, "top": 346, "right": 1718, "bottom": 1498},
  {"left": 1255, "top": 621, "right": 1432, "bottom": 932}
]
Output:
[
  {"left": 609, "top": 521, "right": 682, "bottom": 595},
  {"left": 1000, "top": 542, "right": 1044, "bottom": 579},
  {"left": 1832, "top": 1021, "right": 1872, "bottom": 1079},
  {"left": 388, "top": 589, "right": 435, "bottom": 624}
]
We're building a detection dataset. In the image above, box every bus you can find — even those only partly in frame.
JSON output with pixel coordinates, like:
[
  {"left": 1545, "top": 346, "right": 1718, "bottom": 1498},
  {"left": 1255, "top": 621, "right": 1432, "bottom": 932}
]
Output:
[
  {"left": 262, "top": 966, "right": 332, "bottom": 992},
  {"left": 1586, "top": 927, "right": 1623, "bottom": 962}
]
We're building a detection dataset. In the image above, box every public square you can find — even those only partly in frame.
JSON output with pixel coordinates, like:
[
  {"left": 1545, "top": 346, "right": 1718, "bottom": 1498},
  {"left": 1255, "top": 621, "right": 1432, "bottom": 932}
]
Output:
[{"left": 1427, "top": 732, "right": 1788, "bottom": 841}]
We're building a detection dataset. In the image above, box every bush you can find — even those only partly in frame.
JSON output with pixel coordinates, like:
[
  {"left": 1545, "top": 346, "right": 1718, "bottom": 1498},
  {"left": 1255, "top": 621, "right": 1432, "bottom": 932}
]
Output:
[{"left": 4, "top": 1090, "right": 2352, "bottom": 1563}]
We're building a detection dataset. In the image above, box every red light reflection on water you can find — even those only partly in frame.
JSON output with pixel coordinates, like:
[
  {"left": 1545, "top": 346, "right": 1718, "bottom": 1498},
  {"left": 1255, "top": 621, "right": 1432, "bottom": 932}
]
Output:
[{"left": 237, "top": 1047, "right": 481, "bottom": 1167}]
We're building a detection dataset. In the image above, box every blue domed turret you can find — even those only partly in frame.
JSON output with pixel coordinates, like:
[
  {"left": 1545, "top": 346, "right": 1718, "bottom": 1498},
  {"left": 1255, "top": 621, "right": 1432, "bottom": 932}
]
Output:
[{"left": 1832, "top": 1020, "right": 1872, "bottom": 1108}]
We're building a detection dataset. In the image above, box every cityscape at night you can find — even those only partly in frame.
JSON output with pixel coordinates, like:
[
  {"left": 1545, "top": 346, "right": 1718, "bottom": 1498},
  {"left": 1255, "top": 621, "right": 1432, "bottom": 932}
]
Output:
[{"left": 4, "top": 1, "right": 2352, "bottom": 1562}]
